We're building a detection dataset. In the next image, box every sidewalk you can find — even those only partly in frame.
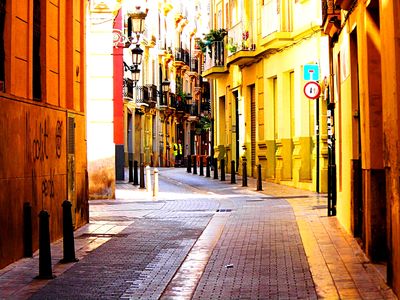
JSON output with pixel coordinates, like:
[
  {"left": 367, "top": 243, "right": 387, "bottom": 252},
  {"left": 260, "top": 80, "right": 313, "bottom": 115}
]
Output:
[{"left": 0, "top": 167, "right": 397, "bottom": 299}]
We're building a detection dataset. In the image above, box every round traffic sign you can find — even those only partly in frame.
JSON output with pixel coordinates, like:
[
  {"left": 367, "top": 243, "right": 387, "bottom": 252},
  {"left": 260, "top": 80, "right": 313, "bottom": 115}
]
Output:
[{"left": 304, "top": 81, "right": 321, "bottom": 99}]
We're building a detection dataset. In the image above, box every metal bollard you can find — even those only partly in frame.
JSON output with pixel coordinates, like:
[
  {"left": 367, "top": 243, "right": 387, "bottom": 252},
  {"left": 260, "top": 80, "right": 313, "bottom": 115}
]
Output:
[
  {"left": 187, "top": 155, "right": 192, "bottom": 173},
  {"left": 206, "top": 156, "right": 211, "bottom": 178},
  {"left": 220, "top": 159, "right": 225, "bottom": 181},
  {"left": 146, "top": 166, "right": 152, "bottom": 193},
  {"left": 23, "top": 202, "right": 33, "bottom": 257},
  {"left": 199, "top": 157, "right": 204, "bottom": 176},
  {"left": 139, "top": 163, "right": 145, "bottom": 189},
  {"left": 242, "top": 161, "right": 248, "bottom": 187},
  {"left": 153, "top": 168, "right": 159, "bottom": 198},
  {"left": 231, "top": 160, "right": 236, "bottom": 184},
  {"left": 128, "top": 160, "right": 133, "bottom": 183},
  {"left": 133, "top": 160, "right": 139, "bottom": 185},
  {"left": 213, "top": 158, "right": 219, "bottom": 179},
  {"left": 257, "top": 164, "right": 263, "bottom": 191},
  {"left": 61, "top": 200, "right": 78, "bottom": 263},
  {"left": 193, "top": 156, "right": 198, "bottom": 175},
  {"left": 37, "top": 210, "right": 54, "bottom": 279}
]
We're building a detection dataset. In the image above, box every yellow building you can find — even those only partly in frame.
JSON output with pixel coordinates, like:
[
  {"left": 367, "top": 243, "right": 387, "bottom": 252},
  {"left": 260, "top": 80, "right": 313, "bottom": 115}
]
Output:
[
  {"left": 203, "top": 0, "right": 328, "bottom": 192},
  {"left": 0, "top": 1, "right": 87, "bottom": 268},
  {"left": 122, "top": 0, "right": 210, "bottom": 169},
  {"left": 323, "top": 0, "right": 400, "bottom": 296}
]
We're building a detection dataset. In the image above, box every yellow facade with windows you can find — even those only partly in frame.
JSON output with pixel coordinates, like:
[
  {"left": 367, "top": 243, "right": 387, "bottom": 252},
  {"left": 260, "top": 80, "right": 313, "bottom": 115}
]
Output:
[{"left": 205, "top": 0, "right": 328, "bottom": 192}]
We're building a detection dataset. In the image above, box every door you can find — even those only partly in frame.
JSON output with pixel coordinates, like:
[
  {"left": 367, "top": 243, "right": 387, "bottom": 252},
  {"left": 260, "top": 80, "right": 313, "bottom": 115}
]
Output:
[{"left": 67, "top": 115, "right": 76, "bottom": 225}]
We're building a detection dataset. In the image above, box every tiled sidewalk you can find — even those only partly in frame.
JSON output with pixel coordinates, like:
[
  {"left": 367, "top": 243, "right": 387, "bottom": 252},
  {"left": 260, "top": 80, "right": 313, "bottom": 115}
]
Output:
[{"left": 0, "top": 168, "right": 397, "bottom": 299}]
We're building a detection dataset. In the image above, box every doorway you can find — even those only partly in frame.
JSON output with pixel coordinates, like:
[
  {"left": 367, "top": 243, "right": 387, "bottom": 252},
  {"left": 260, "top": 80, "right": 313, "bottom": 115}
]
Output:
[{"left": 233, "top": 91, "right": 240, "bottom": 172}]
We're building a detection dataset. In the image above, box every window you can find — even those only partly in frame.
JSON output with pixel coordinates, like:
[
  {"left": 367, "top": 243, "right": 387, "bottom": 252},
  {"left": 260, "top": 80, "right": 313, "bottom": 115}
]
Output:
[
  {"left": 0, "top": 0, "right": 5, "bottom": 91},
  {"left": 33, "top": 0, "right": 41, "bottom": 100},
  {"left": 262, "top": 0, "right": 280, "bottom": 37}
]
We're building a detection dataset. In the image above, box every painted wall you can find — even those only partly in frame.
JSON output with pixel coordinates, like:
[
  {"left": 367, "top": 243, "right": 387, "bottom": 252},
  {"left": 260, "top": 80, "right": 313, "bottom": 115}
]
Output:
[
  {"left": 0, "top": 0, "right": 87, "bottom": 268},
  {"left": 86, "top": 8, "right": 115, "bottom": 198}
]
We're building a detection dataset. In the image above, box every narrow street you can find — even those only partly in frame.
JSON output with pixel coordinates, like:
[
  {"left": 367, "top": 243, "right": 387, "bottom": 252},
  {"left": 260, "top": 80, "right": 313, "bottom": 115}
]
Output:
[{"left": 0, "top": 168, "right": 396, "bottom": 299}]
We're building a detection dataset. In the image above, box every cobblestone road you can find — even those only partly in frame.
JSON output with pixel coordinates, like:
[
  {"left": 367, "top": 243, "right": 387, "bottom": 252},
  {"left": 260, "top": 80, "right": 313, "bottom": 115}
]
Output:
[
  {"left": 28, "top": 168, "right": 317, "bottom": 299},
  {"left": 1, "top": 168, "right": 395, "bottom": 299}
]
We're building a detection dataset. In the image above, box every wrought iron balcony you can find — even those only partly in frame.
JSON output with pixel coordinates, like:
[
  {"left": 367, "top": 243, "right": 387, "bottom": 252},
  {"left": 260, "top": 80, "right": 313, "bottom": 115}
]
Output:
[
  {"left": 135, "top": 86, "right": 149, "bottom": 106},
  {"left": 174, "top": 48, "right": 190, "bottom": 66},
  {"left": 123, "top": 78, "right": 134, "bottom": 99},
  {"left": 202, "top": 41, "right": 227, "bottom": 78},
  {"left": 191, "top": 58, "right": 199, "bottom": 72},
  {"left": 146, "top": 84, "right": 158, "bottom": 107},
  {"left": 200, "top": 101, "right": 210, "bottom": 113}
]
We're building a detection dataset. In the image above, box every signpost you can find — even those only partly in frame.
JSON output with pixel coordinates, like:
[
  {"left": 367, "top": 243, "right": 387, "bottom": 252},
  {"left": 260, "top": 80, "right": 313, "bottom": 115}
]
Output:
[
  {"left": 304, "top": 64, "right": 321, "bottom": 193},
  {"left": 303, "top": 81, "right": 321, "bottom": 99}
]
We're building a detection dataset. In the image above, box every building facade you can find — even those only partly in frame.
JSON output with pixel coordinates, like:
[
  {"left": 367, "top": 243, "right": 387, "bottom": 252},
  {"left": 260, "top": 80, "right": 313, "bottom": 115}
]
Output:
[
  {"left": 0, "top": 0, "right": 88, "bottom": 268},
  {"left": 203, "top": 0, "right": 328, "bottom": 192},
  {"left": 323, "top": 0, "right": 400, "bottom": 296},
  {"left": 121, "top": 0, "right": 211, "bottom": 170}
]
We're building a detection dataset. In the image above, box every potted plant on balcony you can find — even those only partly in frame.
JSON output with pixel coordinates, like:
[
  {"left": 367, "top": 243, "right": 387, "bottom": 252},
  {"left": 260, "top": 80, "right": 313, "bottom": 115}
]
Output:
[
  {"left": 226, "top": 38, "right": 238, "bottom": 54},
  {"left": 197, "top": 28, "right": 228, "bottom": 54},
  {"left": 242, "top": 30, "right": 249, "bottom": 50}
]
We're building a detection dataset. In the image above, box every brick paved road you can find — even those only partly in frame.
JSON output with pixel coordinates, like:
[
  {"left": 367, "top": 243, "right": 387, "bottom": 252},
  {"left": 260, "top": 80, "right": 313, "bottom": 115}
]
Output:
[{"left": 28, "top": 168, "right": 316, "bottom": 299}]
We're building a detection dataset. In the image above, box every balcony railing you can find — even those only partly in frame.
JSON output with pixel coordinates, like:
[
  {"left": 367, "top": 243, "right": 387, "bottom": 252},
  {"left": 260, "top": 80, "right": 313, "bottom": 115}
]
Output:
[
  {"left": 200, "top": 101, "right": 210, "bottom": 113},
  {"left": 175, "top": 48, "right": 190, "bottom": 65},
  {"left": 191, "top": 58, "right": 199, "bottom": 72},
  {"left": 188, "top": 103, "right": 199, "bottom": 116},
  {"left": 203, "top": 41, "right": 225, "bottom": 70},
  {"left": 123, "top": 78, "right": 133, "bottom": 99},
  {"left": 227, "top": 23, "right": 255, "bottom": 56},
  {"left": 135, "top": 86, "right": 149, "bottom": 106},
  {"left": 146, "top": 84, "right": 158, "bottom": 106},
  {"left": 170, "top": 93, "right": 177, "bottom": 108}
]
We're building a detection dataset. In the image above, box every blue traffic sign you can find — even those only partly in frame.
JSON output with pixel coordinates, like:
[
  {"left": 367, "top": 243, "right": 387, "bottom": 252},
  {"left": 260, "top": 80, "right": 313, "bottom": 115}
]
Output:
[{"left": 303, "top": 64, "right": 319, "bottom": 81}]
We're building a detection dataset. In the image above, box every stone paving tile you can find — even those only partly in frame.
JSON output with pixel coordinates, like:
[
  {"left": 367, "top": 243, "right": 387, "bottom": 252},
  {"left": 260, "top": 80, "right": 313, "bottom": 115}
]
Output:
[
  {"left": 192, "top": 200, "right": 318, "bottom": 300},
  {"left": 1, "top": 168, "right": 398, "bottom": 299},
  {"left": 28, "top": 214, "right": 211, "bottom": 300}
]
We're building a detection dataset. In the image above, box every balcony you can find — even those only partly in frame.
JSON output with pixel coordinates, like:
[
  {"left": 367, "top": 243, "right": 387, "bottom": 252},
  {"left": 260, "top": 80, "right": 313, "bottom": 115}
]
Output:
[
  {"left": 202, "top": 41, "right": 228, "bottom": 79},
  {"left": 135, "top": 86, "right": 149, "bottom": 107},
  {"left": 174, "top": 48, "right": 190, "bottom": 67},
  {"left": 200, "top": 101, "right": 210, "bottom": 113},
  {"left": 123, "top": 78, "right": 133, "bottom": 100},
  {"left": 226, "top": 24, "right": 257, "bottom": 66},
  {"left": 322, "top": 0, "right": 341, "bottom": 36},
  {"left": 146, "top": 84, "right": 158, "bottom": 107}
]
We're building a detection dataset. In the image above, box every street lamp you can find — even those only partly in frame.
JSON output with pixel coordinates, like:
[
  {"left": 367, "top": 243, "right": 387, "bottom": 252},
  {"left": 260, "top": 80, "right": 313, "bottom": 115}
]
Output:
[
  {"left": 161, "top": 80, "right": 171, "bottom": 93},
  {"left": 186, "top": 93, "right": 193, "bottom": 105},
  {"left": 131, "top": 44, "right": 143, "bottom": 66},
  {"left": 128, "top": 6, "right": 148, "bottom": 44},
  {"left": 131, "top": 67, "right": 141, "bottom": 85}
]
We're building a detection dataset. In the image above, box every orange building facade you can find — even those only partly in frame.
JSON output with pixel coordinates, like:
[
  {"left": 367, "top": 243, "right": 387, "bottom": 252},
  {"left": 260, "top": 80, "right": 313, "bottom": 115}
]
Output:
[{"left": 0, "top": 1, "right": 88, "bottom": 268}]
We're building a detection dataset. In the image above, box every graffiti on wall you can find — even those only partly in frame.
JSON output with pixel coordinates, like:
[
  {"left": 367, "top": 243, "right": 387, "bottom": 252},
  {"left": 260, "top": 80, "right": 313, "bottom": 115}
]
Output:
[{"left": 27, "top": 113, "right": 64, "bottom": 203}]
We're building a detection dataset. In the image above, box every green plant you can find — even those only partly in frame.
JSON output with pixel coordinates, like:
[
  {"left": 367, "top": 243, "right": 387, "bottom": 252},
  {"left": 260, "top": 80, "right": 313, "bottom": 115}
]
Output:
[
  {"left": 195, "top": 115, "right": 211, "bottom": 134},
  {"left": 196, "top": 28, "right": 228, "bottom": 54},
  {"left": 226, "top": 38, "right": 238, "bottom": 53}
]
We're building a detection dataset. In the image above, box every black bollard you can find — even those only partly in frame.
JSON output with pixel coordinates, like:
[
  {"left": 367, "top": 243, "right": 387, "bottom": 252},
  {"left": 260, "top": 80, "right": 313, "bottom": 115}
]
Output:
[
  {"left": 220, "top": 159, "right": 225, "bottom": 181},
  {"left": 231, "top": 160, "right": 236, "bottom": 184},
  {"left": 61, "top": 200, "right": 78, "bottom": 263},
  {"left": 213, "top": 158, "right": 219, "bottom": 179},
  {"left": 187, "top": 155, "right": 192, "bottom": 173},
  {"left": 37, "top": 210, "right": 54, "bottom": 279},
  {"left": 133, "top": 160, "right": 139, "bottom": 185},
  {"left": 23, "top": 202, "right": 33, "bottom": 257},
  {"left": 139, "top": 163, "right": 145, "bottom": 189},
  {"left": 242, "top": 161, "right": 248, "bottom": 187},
  {"left": 193, "top": 156, "right": 198, "bottom": 175},
  {"left": 257, "top": 164, "right": 263, "bottom": 191},
  {"left": 206, "top": 156, "right": 211, "bottom": 178},
  {"left": 199, "top": 157, "right": 204, "bottom": 176},
  {"left": 128, "top": 160, "right": 133, "bottom": 183}
]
